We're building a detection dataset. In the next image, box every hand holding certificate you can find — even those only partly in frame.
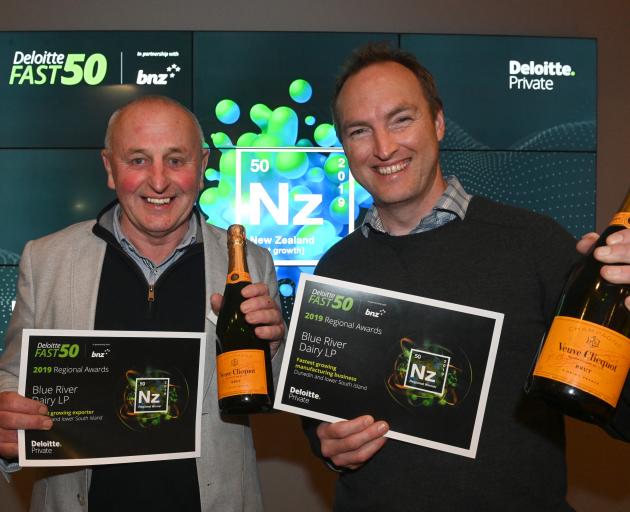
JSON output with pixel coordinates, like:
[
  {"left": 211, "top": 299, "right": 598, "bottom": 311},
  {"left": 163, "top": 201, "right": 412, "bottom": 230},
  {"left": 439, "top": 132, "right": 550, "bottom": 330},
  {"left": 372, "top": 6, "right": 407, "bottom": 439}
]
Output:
[
  {"left": 275, "top": 274, "right": 504, "bottom": 459},
  {"left": 17, "top": 329, "right": 205, "bottom": 467}
]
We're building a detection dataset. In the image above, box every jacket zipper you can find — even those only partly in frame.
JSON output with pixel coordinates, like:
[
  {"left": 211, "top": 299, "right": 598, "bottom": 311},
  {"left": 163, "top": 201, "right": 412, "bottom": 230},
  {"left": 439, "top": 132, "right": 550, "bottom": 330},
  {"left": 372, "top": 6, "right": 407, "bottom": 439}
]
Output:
[
  {"left": 95, "top": 222, "right": 203, "bottom": 318},
  {"left": 147, "top": 284, "right": 156, "bottom": 315}
]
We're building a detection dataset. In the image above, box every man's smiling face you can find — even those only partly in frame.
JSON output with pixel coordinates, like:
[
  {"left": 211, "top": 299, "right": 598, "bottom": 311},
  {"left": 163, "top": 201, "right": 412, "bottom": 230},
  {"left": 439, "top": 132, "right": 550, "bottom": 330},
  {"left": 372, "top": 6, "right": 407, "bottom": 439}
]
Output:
[
  {"left": 336, "top": 61, "right": 446, "bottom": 224},
  {"left": 102, "top": 99, "right": 208, "bottom": 250}
]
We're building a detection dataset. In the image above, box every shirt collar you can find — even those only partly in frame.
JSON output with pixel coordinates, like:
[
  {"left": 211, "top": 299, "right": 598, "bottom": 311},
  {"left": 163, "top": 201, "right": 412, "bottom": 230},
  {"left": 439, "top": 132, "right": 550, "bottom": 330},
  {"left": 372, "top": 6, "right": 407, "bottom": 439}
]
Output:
[
  {"left": 360, "top": 175, "right": 472, "bottom": 237},
  {"left": 112, "top": 204, "right": 199, "bottom": 262}
]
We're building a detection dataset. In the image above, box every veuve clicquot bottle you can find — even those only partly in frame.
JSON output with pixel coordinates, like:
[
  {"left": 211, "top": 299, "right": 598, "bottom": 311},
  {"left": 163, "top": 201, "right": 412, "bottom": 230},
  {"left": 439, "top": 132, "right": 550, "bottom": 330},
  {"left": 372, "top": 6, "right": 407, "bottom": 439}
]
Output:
[
  {"left": 526, "top": 188, "right": 630, "bottom": 425},
  {"left": 216, "top": 224, "right": 274, "bottom": 414}
]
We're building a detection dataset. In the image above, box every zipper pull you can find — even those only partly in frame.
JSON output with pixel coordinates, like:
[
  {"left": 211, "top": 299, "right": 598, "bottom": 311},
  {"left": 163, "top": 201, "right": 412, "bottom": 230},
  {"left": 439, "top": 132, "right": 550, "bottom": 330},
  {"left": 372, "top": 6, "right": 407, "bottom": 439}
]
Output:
[{"left": 148, "top": 284, "right": 155, "bottom": 302}]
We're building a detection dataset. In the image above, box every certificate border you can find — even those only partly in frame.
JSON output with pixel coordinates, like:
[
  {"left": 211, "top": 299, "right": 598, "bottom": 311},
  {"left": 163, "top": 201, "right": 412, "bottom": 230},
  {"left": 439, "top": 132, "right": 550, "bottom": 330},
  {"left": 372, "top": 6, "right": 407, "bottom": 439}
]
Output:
[
  {"left": 274, "top": 273, "right": 504, "bottom": 459},
  {"left": 18, "top": 328, "right": 206, "bottom": 467}
]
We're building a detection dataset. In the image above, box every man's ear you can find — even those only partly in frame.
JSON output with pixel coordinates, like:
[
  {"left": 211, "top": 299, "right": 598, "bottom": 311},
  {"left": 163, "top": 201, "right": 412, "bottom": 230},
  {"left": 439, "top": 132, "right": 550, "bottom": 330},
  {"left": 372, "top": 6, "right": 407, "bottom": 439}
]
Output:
[
  {"left": 434, "top": 110, "right": 445, "bottom": 142},
  {"left": 199, "top": 148, "right": 210, "bottom": 188},
  {"left": 102, "top": 150, "right": 116, "bottom": 190}
]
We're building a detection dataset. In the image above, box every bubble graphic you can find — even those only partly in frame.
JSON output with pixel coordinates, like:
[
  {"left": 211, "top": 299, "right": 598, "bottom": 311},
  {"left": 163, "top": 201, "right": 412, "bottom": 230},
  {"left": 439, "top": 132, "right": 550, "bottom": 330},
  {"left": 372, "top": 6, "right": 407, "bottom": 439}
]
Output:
[
  {"left": 314, "top": 123, "right": 340, "bottom": 147},
  {"left": 250, "top": 103, "right": 272, "bottom": 130},
  {"left": 308, "top": 151, "right": 326, "bottom": 168},
  {"left": 198, "top": 188, "right": 225, "bottom": 225},
  {"left": 307, "top": 166, "right": 325, "bottom": 183},
  {"left": 237, "top": 132, "right": 257, "bottom": 147},
  {"left": 289, "top": 79, "right": 313, "bottom": 103},
  {"left": 251, "top": 133, "right": 283, "bottom": 167},
  {"left": 219, "top": 150, "right": 237, "bottom": 177},
  {"left": 211, "top": 131, "right": 232, "bottom": 148},
  {"left": 268, "top": 107, "right": 299, "bottom": 145},
  {"left": 215, "top": 99, "right": 240, "bottom": 125},
  {"left": 275, "top": 151, "right": 309, "bottom": 179},
  {"left": 202, "top": 79, "right": 371, "bottom": 279},
  {"left": 205, "top": 168, "right": 220, "bottom": 181}
]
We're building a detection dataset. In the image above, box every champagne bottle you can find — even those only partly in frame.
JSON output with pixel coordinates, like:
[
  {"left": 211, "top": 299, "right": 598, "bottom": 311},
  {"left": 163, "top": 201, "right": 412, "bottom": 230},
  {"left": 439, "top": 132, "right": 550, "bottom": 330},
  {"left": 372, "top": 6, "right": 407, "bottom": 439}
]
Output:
[
  {"left": 216, "top": 224, "right": 274, "bottom": 414},
  {"left": 527, "top": 188, "right": 630, "bottom": 425}
]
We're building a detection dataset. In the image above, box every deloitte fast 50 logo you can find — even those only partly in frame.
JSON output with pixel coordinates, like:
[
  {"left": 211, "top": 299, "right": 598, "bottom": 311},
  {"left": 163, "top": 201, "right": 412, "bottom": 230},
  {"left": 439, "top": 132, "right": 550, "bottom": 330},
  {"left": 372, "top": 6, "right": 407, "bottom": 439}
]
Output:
[{"left": 9, "top": 51, "right": 107, "bottom": 86}]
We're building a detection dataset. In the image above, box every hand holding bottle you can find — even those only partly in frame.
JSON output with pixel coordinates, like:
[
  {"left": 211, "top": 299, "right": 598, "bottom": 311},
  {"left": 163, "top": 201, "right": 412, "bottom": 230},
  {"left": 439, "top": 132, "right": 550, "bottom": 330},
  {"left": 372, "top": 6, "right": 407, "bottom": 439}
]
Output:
[
  {"left": 528, "top": 190, "right": 630, "bottom": 425},
  {"left": 211, "top": 282, "right": 285, "bottom": 357},
  {"left": 577, "top": 227, "right": 630, "bottom": 309},
  {"left": 214, "top": 225, "right": 283, "bottom": 414}
]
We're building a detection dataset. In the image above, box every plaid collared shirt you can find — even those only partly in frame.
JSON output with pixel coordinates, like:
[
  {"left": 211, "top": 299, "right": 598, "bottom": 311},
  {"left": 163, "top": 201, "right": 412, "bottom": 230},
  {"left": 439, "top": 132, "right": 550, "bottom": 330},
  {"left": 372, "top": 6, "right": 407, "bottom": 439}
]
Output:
[
  {"left": 360, "top": 175, "right": 472, "bottom": 237},
  {"left": 112, "top": 204, "right": 199, "bottom": 285}
]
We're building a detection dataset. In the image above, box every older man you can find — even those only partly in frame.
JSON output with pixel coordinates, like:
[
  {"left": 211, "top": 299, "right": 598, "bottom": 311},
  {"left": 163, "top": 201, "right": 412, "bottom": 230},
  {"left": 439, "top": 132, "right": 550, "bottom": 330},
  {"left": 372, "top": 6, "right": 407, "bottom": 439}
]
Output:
[
  {"left": 304, "top": 44, "right": 630, "bottom": 511},
  {"left": 0, "top": 96, "right": 284, "bottom": 511}
]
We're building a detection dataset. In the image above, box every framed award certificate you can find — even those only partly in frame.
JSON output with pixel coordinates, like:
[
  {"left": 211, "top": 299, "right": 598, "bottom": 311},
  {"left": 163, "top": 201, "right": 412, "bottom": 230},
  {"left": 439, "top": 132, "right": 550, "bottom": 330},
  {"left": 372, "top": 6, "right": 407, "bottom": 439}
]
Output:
[
  {"left": 275, "top": 274, "right": 504, "bottom": 458},
  {"left": 18, "top": 329, "right": 205, "bottom": 467}
]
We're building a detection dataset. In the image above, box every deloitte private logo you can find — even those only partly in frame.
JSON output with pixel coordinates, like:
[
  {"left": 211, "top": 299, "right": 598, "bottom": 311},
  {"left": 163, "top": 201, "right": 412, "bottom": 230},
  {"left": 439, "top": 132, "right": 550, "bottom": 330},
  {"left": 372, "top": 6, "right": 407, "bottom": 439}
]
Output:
[
  {"left": 508, "top": 59, "right": 575, "bottom": 91},
  {"left": 136, "top": 63, "right": 181, "bottom": 85}
]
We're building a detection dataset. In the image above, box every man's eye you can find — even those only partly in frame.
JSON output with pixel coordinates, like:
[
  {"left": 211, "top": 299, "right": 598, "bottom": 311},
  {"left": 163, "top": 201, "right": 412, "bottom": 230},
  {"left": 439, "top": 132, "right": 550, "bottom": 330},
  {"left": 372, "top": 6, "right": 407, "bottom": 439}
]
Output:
[
  {"left": 130, "top": 158, "right": 146, "bottom": 165},
  {"left": 393, "top": 116, "right": 412, "bottom": 125},
  {"left": 168, "top": 158, "right": 184, "bottom": 167},
  {"left": 348, "top": 128, "right": 366, "bottom": 138}
]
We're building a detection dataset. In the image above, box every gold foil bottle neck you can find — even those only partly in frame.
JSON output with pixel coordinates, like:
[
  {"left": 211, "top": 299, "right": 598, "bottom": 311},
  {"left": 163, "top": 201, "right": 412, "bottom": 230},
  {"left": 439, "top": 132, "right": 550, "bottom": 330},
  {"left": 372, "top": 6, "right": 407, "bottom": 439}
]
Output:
[
  {"left": 227, "top": 224, "right": 246, "bottom": 245},
  {"left": 608, "top": 188, "right": 630, "bottom": 229}
]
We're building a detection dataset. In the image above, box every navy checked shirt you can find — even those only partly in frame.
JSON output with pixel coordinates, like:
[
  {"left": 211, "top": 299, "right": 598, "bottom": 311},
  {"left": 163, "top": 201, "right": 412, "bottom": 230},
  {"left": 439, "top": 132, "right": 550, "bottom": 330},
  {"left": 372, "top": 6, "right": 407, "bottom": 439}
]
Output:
[{"left": 360, "top": 175, "right": 472, "bottom": 237}]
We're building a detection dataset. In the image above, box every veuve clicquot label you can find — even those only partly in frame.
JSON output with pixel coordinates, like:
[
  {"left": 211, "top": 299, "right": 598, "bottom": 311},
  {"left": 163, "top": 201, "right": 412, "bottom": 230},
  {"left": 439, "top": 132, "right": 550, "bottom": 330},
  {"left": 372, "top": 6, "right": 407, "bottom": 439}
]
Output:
[
  {"left": 533, "top": 316, "right": 630, "bottom": 406},
  {"left": 217, "top": 349, "right": 268, "bottom": 399}
]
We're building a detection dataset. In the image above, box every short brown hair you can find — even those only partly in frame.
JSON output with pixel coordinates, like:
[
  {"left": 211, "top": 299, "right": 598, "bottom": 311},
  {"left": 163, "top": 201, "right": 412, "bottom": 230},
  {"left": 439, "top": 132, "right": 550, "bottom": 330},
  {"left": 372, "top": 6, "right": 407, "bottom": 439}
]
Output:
[{"left": 332, "top": 42, "right": 443, "bottom": 135}]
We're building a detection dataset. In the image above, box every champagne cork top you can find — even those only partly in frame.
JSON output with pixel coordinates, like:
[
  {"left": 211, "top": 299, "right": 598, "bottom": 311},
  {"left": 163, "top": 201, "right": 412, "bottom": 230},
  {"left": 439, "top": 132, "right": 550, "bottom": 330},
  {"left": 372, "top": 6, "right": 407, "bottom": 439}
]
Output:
[
  {"left": 227, "top": 224, "right": 246, "bottom": 244},
  {"left": 228, "top": 224, "right": 246, "bottom": 237}
]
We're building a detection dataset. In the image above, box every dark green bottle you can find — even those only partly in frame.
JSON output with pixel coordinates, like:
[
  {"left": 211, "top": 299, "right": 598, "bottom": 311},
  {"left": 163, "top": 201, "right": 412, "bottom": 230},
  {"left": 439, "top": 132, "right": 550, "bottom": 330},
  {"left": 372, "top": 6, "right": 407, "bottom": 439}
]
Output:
[
  {"left": 216, "top": 224, "right": 273, "bottom": 414},
  {"left": 527, "top": 188, "right": 630, "bottom": 425}
]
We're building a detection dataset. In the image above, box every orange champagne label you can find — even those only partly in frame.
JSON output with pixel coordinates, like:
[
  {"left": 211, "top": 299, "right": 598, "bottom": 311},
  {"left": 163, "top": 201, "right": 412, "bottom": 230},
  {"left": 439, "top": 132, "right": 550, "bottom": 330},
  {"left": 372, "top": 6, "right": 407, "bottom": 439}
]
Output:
[
  {"left": 609, "top": 212, "right": 630, "bottom": 228},
  {"left": 226, "top": 271, "right": 251, "bottom": 284},
  {"left": 217, "top": 349, "right": 267, "bottom": 399},
  {"left": 533, "top": 316, "right": 630, "bottom": 407}
]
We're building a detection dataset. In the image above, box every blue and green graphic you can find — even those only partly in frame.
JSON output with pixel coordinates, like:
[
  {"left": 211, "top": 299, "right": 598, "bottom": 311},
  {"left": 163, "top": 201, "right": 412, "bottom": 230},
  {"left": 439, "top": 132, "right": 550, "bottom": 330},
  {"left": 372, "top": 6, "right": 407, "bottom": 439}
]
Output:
[{"left": 198, "top": 79, "right": 373, "bottom": 267}]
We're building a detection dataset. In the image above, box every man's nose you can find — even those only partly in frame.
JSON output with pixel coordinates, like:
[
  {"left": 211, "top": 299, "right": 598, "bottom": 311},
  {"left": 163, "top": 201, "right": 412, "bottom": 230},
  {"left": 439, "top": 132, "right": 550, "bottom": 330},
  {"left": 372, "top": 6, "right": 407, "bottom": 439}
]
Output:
[
  {"left": 148, "top": 162, "right": 168, "bottom": 191},
  {"left": 373, "top": 128, "right": 397, "bottom": 160}
]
